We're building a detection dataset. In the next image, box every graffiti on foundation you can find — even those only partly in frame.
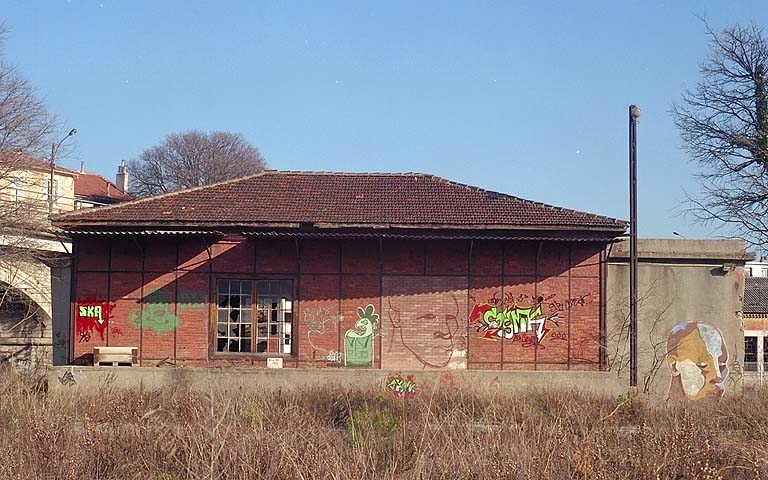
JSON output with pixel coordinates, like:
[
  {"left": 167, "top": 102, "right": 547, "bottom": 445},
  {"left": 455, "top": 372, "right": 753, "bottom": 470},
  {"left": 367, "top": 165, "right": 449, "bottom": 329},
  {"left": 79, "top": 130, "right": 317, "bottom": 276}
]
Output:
[
  {"left": 387, "top": 293, "right": 467, "bottom": 369},
  {"left": 666, "top": 322, "right": 729, "bottom": 402},
  {"left": 344, "top": 304, "right": 378, "bottom": 368},
  {"left": 128, "top": 289, "right": 207, "bottom": 334},
  {"left": 386, "top": 374, "right": 417, "bottom": 399},
  {"left": 75, "top": 302, "right": 112, "bottom": 342},
  {"left": 110, "top": 326, "right": 124, "bottom": 336},
  {"left": 470, "top": 298, "right": 556, "bottom": 343},
  {"left": 58, "top": 370, "right": 76, "bottom": 387}
]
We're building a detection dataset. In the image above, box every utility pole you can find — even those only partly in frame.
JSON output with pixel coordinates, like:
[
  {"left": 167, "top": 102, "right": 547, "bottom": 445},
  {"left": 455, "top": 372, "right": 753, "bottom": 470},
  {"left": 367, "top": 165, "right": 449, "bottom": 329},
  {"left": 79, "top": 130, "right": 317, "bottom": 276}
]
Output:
[
  {"left": 48, "top": 128, "right": 77, "bottom": 214},
  {"left": 629, "top": 105, "right": 640, "bottom": 388}
]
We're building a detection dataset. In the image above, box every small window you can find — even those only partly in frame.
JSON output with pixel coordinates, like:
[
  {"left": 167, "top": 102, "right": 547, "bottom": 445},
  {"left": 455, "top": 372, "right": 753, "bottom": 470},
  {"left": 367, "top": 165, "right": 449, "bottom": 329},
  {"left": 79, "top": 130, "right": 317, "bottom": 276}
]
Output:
[
  {"left": 11, "top": 176, "right": 22, "bottom": 201},
  {"left": 216, "top": 279, "right": 292, "bottom": 354},
  {"left": 745, "top": 336, "right": 758, "bottom": 372},
  {"left": 746, "top": 267, "right": 753, "bottom": 277}
]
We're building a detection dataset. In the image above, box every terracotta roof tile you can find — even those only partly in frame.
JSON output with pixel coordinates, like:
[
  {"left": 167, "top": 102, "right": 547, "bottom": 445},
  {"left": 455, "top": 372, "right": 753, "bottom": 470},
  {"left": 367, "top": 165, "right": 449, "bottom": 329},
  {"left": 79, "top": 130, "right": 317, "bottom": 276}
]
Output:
[
  {"left": 74, "top": 172, "right": 132, "bottom": 202},
  {"left": 52, "top": 171, "right": 628, "bottom": 231}
]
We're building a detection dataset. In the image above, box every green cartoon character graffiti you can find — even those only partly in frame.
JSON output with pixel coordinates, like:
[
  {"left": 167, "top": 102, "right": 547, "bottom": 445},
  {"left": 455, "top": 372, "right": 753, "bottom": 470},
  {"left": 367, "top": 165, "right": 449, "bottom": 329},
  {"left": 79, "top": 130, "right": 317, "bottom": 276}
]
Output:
[{"left": 344, "top": 304, "right": 378, "bottom": 368}]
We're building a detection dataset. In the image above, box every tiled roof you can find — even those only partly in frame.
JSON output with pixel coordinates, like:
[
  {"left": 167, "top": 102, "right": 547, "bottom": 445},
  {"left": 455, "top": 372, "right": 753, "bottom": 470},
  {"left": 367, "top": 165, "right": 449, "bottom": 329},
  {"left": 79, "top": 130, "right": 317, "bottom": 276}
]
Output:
[
  {"left": 744, "top": 277, "right": 768, "bottom": 314},
  {"left": 52, "top": 171, "right": 628, "bottom": 232},
  {"left": 74, "top": 172, "right": 131, "bottom": 202}
]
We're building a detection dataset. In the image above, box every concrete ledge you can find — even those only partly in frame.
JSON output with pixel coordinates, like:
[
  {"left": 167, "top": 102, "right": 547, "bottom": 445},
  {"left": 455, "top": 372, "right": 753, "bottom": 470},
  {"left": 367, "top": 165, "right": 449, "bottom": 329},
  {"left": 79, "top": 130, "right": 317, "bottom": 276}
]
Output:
[
  {"left": 48, "top": 366, "right": 629, "bottom": 397},
  {"left": 609, "top": 238, "right": 752, "bottom": 262}
]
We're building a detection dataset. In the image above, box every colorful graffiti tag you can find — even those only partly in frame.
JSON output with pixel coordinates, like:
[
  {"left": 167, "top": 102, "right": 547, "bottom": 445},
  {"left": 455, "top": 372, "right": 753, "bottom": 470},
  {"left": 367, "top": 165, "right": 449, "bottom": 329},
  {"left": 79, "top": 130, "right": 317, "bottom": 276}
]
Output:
[
  {"left": 385, "top": 373, "right": 417, "bottom": 399},
  {"left": 128, "top": 289, "right": 207, "bottom": 334},
  {"left": 469, "top": 299, "right": 555, "bottom": 343},
  {"left": 666, "top": 322, "right": 729, "bottom": 402},
  {"left": 344, "top": 304, "right": 378, "bottom": 368},
  {"left": 75, "top": 302, "right": 112, "bottom": 342}
]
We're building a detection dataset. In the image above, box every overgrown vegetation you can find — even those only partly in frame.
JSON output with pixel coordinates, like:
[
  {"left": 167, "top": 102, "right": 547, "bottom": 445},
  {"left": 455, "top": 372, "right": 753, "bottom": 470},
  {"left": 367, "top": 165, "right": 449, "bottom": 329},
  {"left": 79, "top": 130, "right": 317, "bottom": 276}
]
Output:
[{"left": 0, "top": 373, "right": 766, "bottom": 479}]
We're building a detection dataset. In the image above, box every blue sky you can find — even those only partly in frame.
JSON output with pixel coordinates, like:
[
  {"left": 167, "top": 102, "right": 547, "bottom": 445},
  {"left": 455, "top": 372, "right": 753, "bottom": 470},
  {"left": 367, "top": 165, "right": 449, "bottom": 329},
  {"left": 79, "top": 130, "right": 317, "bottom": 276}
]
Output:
[{"left": 2, "top": 1, "right": 767, "bottom": 238}]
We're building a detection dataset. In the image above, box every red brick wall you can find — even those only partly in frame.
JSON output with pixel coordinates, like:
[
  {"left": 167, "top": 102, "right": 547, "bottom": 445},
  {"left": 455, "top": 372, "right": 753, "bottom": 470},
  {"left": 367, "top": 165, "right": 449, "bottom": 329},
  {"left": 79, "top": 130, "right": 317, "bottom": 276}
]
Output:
[{"left": 72, "top": 235, "right": 604, "bottom": 370}]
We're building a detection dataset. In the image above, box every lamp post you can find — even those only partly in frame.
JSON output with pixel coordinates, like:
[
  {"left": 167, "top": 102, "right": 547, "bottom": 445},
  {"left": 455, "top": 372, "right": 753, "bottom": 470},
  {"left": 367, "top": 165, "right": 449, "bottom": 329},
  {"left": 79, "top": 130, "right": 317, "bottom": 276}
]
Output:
[
  {"left": 629, "top": 105, "right": 640, "bottom": 388},
  {"left": 48, "top": 128, "right": 77, "bottom": 214}
]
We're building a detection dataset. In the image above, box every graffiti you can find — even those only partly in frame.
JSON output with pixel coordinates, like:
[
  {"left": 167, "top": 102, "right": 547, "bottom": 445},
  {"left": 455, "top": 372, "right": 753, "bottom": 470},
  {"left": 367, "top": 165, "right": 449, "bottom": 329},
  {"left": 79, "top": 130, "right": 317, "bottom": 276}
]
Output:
[
  {"left": 129, "top": 290, "right": 178, "bottom": 333},
  {"left": 178, "top": 291, "right": 207, "bottom": 311},
  {"left": 111, "top": 326, "right": 124, "bottom": 336},
  {"left": 386, "top": 373, "right": 417, "bottom": 399},
  {"left": 551, "top": 331, "right": 568, "bottom": 341},
  {"left": 326, "top": 350, "right": 343, "bottom": 363},
  {"left": 387, "top": 293, "right": 466, "bottom": 369},
  {"left": 127, "top": 289, "right": 206, "bottom": 334},
  {"left": 666, "top": 322, "right": 729, "bottom": 402},
  {"left": 58, "top": 370, "right": 76, "bottom": 387},
  {"left": 344, "top": 305, "right": 378, "bottom": 368},
  {"left": 470, "top": 298, "right": 557, "bottom": 343},
  {"left": 75, "top": 302, "right": 112, "bottom": 342},
  {"left": 53, "top": 332, "right": 69, "bottom": 348},
  {"left": 548, "top": 293, "right": 592, "bottom": 313},
  {"left": 304, "top": 307, "right": 344, "bottom": 358}
]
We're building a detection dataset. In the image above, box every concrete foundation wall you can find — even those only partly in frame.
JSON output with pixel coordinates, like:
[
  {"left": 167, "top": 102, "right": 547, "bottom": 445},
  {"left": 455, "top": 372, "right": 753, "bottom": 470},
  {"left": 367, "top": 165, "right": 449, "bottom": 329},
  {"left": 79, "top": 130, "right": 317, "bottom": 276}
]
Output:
[{"left": 48, "top": 365, "right": 628, "bottom": 398}]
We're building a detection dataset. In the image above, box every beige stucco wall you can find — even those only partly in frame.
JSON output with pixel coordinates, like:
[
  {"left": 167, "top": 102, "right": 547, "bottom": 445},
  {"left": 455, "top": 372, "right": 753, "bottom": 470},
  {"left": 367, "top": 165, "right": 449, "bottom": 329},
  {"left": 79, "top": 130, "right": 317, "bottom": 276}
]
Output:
[{"left": 607, "top": 239, "right": 750, "bottom": 402}]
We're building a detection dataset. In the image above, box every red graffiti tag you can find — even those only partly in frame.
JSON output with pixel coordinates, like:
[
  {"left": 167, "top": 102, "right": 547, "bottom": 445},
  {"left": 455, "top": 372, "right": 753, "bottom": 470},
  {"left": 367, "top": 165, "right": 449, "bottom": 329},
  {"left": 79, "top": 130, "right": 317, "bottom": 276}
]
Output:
[{"left": 75, "top": 302, "right": 113, "bottom": 342}]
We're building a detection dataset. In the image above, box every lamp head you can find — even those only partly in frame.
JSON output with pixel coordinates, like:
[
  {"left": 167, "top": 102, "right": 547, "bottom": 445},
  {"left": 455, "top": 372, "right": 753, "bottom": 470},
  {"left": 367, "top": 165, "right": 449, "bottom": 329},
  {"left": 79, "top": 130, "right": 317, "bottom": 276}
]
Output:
[
  {"left": 630, "top": 105, "right": 641, "bottom": 119},
  {"left": 68, "top": 128, "right": 77, "bottom": 136}
]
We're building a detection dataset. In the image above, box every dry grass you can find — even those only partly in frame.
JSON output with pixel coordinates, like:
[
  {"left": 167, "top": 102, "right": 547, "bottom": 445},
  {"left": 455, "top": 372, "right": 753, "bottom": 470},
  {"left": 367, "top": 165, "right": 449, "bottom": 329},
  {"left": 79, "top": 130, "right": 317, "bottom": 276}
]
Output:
[{"left": 0, "top": 372, "right": 765, "bottom": 480}]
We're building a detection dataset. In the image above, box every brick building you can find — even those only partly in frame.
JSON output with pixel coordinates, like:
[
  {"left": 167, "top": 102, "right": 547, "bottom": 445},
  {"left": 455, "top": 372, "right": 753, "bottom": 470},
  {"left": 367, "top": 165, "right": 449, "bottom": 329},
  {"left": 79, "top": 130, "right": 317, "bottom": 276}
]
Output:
[{"left": 52, "top": 171, "right": 627, "bottom": 370}]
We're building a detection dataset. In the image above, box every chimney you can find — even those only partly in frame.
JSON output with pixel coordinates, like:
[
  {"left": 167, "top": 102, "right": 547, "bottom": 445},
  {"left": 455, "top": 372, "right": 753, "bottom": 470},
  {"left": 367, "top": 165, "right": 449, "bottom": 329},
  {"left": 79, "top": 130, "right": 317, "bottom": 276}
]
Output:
[{"left": 116, "top": 160, "right": 129, "bottom": 193}]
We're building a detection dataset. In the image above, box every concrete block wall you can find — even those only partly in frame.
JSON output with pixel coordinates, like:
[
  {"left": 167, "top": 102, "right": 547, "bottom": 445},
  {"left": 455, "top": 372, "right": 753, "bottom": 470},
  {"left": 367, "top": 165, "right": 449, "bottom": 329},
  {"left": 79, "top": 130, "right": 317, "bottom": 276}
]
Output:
[{"left": 71, "top": 234, "right": 606, "bottom": 370}]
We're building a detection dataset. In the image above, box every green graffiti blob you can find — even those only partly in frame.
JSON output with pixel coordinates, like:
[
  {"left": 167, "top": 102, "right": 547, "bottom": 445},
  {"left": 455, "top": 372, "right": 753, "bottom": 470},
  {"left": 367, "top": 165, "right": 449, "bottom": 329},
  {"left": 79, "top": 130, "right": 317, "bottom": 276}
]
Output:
[{"left": 344, "top": 304, "right": 378, "bottom": 368}]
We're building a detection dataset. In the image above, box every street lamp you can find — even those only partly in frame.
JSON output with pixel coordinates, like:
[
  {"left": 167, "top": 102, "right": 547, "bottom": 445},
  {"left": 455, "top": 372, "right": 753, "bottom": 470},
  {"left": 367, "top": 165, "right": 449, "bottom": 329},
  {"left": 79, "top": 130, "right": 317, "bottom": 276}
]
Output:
[
  {"left": 629, "top": 105, "right": 640, "bottom": 388},
  {"left": 48, "top": 128, "right": 77, "bottom": 214}
]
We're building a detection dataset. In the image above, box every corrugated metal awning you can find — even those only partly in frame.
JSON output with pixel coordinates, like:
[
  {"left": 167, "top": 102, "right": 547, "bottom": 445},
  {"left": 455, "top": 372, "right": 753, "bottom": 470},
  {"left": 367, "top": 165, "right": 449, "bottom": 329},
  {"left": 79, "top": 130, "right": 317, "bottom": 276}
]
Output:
[
  {"left": 68, "top": 230, "right": 223, "bottom": 236},
  {"left": 241, "top": 230, "right": 620, "bottom": 242}
]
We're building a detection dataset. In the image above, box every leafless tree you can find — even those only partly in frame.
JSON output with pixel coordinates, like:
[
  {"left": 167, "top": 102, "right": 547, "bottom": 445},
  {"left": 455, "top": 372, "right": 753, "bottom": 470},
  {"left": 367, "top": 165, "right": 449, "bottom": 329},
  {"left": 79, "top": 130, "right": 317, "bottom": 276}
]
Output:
[
  {"left": 673, "top": 22, "right": 768, "bottom": 249},
  {"left": 0, "top": 23, "right": 61, "bottom": 376},
  {"left": 128, "top": 130, "right": 267, "bottom": 197},
  {"left": 0, "top": 24, "right": 56, "bottom": 158}
]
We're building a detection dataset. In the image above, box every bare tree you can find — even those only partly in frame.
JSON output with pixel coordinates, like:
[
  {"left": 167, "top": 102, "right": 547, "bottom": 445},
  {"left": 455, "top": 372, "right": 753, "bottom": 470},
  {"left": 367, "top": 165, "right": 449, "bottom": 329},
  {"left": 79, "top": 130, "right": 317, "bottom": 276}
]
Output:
[
  {"left": 0, "top": 24, "right": 56, "bottom": 157},
  {"left": 0, "top": 23, "right": 62, "bottom": 376},
  {"left": 673, "top": 22, "right": 768, "bottom": 249},
  {"left": 128, "top": 130, "right": 267, "bottom": 197}
]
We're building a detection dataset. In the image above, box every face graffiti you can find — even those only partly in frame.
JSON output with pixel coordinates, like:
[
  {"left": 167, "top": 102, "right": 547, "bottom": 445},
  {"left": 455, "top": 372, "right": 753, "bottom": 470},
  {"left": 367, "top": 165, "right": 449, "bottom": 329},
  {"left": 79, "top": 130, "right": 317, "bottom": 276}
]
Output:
[
  {"left": 75, "top": 302, "right": 112, "bottom": 342},
  {"left": 344, "top": 304, "right": 379, "bottom": 368},
  {"left": 469, "top": 299, "right": 556, "bottom": 343},
  {"left": 666, "top": 322, "right": 729, "bottom": 402}
]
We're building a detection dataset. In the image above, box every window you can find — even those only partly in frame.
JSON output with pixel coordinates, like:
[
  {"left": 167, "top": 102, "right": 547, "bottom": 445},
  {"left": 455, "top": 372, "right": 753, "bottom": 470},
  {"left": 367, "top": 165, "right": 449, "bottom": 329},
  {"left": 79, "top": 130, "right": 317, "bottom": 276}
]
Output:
[
  {"left": 747, "top": 267, "right": 753, "bottom": 277},
  {"left": 10, "top": 176, "right": 22, "bottom": 201},
  {"left": 216, "top": 279, "right": 292, "bottom": 354},
  {"left": 46, "top": 179, "right": 60, "bottom": 205},
  {"left": 745, "top": 336, "right": 758, "bottom": 372}
]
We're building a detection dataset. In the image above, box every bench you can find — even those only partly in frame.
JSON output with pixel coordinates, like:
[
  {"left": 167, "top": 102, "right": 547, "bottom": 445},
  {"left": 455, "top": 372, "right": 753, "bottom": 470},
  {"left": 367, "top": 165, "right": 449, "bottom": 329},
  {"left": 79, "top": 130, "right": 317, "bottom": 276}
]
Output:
[{"left": 93, "top": 346, "right": 138, "bottom": 367}]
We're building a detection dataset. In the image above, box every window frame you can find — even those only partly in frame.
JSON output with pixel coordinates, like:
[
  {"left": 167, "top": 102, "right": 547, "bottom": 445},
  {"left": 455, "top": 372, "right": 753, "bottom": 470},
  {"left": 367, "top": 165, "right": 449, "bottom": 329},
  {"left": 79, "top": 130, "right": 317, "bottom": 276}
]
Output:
[{"left": 211, "top": 275, "right": 295, "bottom": 358}]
